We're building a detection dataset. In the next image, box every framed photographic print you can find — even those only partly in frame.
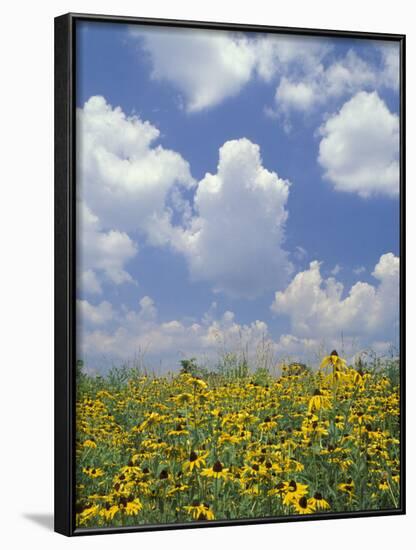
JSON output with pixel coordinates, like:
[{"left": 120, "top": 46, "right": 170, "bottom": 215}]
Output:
[{"left": 54, "top": 12, "right": 405, "bottom": 536}]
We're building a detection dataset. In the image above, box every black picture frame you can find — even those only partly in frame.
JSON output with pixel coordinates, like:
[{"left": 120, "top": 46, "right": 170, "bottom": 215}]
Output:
[{"left": 54, "top": 12, "right": 406, "bottom": 536}]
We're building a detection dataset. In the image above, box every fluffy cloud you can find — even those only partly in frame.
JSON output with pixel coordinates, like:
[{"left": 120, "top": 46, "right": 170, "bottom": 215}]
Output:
[
  {"left": 76, "top": 95, "right": 197, "bottom": 295},
  {"left": 130, "top": 27, "right": 399, "bottom": 123},
  {"left": 77, "top": 203, "right": 138, "bottom": 294},
  {"left": 130, "top": 29, "right": 331, "bottom": 112},
  {"left": 78, "top": 296, "right": 274, "bottom": 369},
  {"left": 172, "top": 138, "right": 293, "bottom": 297},
  {"left": 273, "top": 47, "right": 400, "bottom": 116},
  {"left": 78, "top": 248, "right": 400, "bottom": 369},
  {"left": 132, "top": 27, "right": 256, "bottom": 112},
  {"left": 275, "top": 78, "right": 316, "bottom": 112},
  {"left": 318, "top": 91, "right": 399, "bottom": 197},
  {"left": 379, "top": 43, "right": 400, "bottom": 91},
  {"left": 274, "top": 334, "right": 323, "bottom": 360},
  {"left": 77, "top": 299, "right": 114, "bottom": 325},
  {"left": 77, "top": 98, "right": 294, "bottom": 299},
  {"left": 77, "top": 96, "right": 194, "bottom": 241},
  {"left": 271, "top": 252, "right": 399, "bottom": 340},
  {"left": 253, "top": 35, "right": 330, "bottom": 83}
]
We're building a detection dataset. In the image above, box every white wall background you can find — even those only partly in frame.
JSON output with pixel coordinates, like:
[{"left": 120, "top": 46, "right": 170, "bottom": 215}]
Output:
[{"left": 0, "top": 0, "right": 413, "bottom": 548}]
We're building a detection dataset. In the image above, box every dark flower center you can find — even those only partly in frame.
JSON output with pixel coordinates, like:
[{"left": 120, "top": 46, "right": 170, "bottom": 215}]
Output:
[
  {"left": 189, "top": 451, "right": 198, "bottom": 462},
  {"left": 299, "top": 496, "right": 308, "bottom": 508},
  {"left": 213, "top": 460, "right": 223, "bottom": 473}
]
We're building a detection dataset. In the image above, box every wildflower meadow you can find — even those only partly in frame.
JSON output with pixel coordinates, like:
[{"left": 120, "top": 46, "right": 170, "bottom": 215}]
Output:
[{"left": 75, "top": 352, "right": 400, "bottom": 528}]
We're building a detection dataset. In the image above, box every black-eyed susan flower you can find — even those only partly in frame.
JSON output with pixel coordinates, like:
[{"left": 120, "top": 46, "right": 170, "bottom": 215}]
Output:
[
  {"left": 392, "top": 472, "right": 400, "bottom": 484},
  {"left": 218, "top": 432, "right": 242, "bottom": 445},
  {"left": 77, "top": 504, "right": 99, "bottom": 525},
  {"left": 158, "top": 468, "right": 170, "bottom": 480},
  {"left": 184, "top": 502, "right": 215, "bottom": 520},
  {"left": 201, "top": 460, "right": 229, "bottom": 480},
  {"left": 240, "top": 483, "right": 260, "bottom": 496},
  {"left": 268, "top": 481, "right": 286, "bottom": 497},
  {"left": 124, "top": 498, "right": 143, "bottom": 516},
  {"left": 166, "top": 483, "right": 189, "bottom": 497},
  {"left": 82, "top": 439, "right": 97, "bottom": 449},
  {"left": 338, "top": 479, "right": 355, "bottom": 496},
  {"left": 241, "top": 462, "right": 267, "bottom": 479},
  {"left": 173, "top": 393, "right": 194, "bottom": 405},
  {"left": 191, "top": 377, "right": 208, "bottom": 390},
  {"left": 183, "top": 450, "right": 209, "bottom": 472},
  {"left": 282, "top": 480, "right": 309, "bottom": 506},
  {"left": 320, "top": 350, "right": 347, "bottom": 372},
  {"left": 167, "top": 423, "right": 188, "bottom": 436},
  {"left": 292, "top": 496, "right": 316, "bottom": 514},
  {"left": 378, "top": 479, "right": 389, "bottom": 491},
  {"left": 258, "top": 416, "right": 278, "bottom": 431},
  {"left": 99, "top": 503, "right": 119, "bottom": 521},
  {"left": 309, "top": 492, "right": 330, "bottom": 510},
  {"left": 82, "top": 466, "right": 104, "bottom": 478},
  {"left": 308, "top": 389, "right": 332, "bottom": 413}
]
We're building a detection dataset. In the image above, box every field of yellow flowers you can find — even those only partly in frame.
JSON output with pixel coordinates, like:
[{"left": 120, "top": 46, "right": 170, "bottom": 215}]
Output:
[{"left": 75, "top": 353, "right": 400, "bottom": 528}]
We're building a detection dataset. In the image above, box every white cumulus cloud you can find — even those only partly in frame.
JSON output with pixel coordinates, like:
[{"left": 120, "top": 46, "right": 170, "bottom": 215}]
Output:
[
  {"left": 129, "top": 27, "right": 399, "bottom": 128},
  {"left": 76, "top": 96, "right": 197, "bottom": 295},
  {"left": 131, "top": 27, "right": 256, "bottom": 112},
  {"left": 275, "top": 78, "right": 316, "bottom": 112},
  {"left": 76, "top": 98, "right": 296, "bottom": 300},
  {"left": 78, "top": 297, "right": 274, "bottom": 369},
  {"left": 77, "top": 299, "right": 114, "bottom": 325},
  {"left": 272, "top": 46, "right": 400, "bottom": 117},
  {"left": 77, "top": 203, "right": 138, "bottom": 294},
  {"left": 130, "top": 29, "right": 330, "bottom": 113},
  {"left": 172, "top": 138, "right": 293, "bottom": 298},
  {"left": 253, "top": 34, "right": 330, "bottom": 83},
  {"left": 318, "top": 91, "right": 399, "bottom": 197},
  {"left": 271, "top": 252, "right": 399, "bottom": 340},
  {"left": 77, "top": 96, "right": 195, "bottom": 242}
]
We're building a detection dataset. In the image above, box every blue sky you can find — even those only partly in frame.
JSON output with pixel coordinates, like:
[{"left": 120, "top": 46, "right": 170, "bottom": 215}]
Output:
[{"left": 75, "top": 21, "right": 400, "bottom": 372}]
